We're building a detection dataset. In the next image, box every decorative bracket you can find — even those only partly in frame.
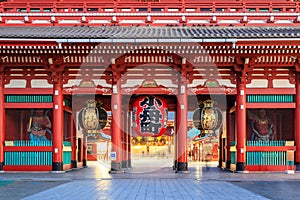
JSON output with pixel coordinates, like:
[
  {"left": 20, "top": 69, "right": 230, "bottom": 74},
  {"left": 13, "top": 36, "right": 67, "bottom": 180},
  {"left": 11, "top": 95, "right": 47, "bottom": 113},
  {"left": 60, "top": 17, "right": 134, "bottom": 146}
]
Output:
[
  {"left": 44, "top": 56, "right": 65, "bottom": 84},
  {"left": 295, "top": 56, "right": 300, "bottom": 72}
]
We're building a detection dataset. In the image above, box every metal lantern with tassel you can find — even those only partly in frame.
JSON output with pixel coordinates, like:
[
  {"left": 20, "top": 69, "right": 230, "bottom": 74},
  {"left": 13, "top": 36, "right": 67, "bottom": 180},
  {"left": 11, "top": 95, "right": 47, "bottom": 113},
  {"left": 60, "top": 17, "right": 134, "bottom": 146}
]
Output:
[
  {"left": 192, "top": 99, "right": 222, "bottom": 136},
  {"left": 78, "top": 100, "right": 108, "bottom": 134}
]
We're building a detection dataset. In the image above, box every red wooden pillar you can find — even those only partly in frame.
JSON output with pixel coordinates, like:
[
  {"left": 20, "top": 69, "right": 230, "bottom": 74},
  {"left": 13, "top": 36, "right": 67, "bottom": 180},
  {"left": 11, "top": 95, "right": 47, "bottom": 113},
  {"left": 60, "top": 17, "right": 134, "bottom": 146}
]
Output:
[
  {"left": 52, "top": 73, "right": 64, "bottom": 171},
  {"left": 127, "top": 111, "right": 132, "bottom": 168},
  {"left": 218, "top": 130, "right": 223, "bottom": 168},
  {"left": 176, "top": 76, "right": 189, "bottom": 173},
  {"left": 82, "top": 133, "right": 87, "bottom": 167},
  {"left": 121, "top": 109, "right": 128, "bottom": 168},
  {"left": 226, "top": 112, "right": 233, "bottom": 169},
  {"left": 295, "top": 72, "right": 300, "bottom": 170},
  {"left": 78, "top": 137, "right": 83, "bottom": 163},
  {"left": 173, "top": 116, "right": 178, "bottom": 170},
  {"left": 127, "top": 127, "right": 131, "bottom": 168},
  {"left": 110, "top": 79, "right": 123, "bottom": 173},
  {"left": 70, "top": 113, "right": 77, "bottom": 168},
  {"left": 236, "top": 74, "right": 247, "bottom": 171},
  {"left": 0, "top": 70, "right": 4, "bottom": 171}
]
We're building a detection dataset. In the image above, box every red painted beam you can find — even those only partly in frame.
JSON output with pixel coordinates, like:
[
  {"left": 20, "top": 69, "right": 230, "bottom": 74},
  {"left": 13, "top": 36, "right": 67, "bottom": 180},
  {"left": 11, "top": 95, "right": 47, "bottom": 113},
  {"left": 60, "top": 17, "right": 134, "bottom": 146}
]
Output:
[
  {"left": 4, "top": 88, "right": 53, "bottom": 95},
  {"left": 4, "top": 103, "right": 53, "bottom": 109},
  {"left": 246, "top": 146, "right": 296, "bottom": 152},
  {"left": 4, "top": 146, "right": 52, "bottom": 152},
  {"left": 246, "top": 165, "right": 295, "bottom": 171},
  {"left": 3, "top": 165, "right": 52, "bottom": 171},
  {"left": 0, "top": 1, "right": 299, "bottom": 27},
  {"left": 246, "top": 88, "right": 295, "bottom": 95},
  {"left": 247, "top": 103, "right": 295, "bottom": 109}
]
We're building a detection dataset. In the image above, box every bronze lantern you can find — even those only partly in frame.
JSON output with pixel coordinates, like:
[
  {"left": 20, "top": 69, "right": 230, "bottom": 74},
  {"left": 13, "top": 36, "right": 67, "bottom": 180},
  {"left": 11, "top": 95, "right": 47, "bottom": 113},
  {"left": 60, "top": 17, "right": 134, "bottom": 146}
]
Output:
[{"left": 192, "top": 99, "right": 222, "bottom": 136}]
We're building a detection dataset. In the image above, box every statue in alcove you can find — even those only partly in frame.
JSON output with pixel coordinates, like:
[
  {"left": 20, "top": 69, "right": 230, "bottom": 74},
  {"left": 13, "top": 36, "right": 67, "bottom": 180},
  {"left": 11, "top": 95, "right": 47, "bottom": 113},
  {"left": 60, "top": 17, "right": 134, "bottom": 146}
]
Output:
[
  {"left": 247, "top": 109, "right": 275, "bottom": 141},
  {"left": 27, "top": 109, "right": 52, "bottom": 141}
]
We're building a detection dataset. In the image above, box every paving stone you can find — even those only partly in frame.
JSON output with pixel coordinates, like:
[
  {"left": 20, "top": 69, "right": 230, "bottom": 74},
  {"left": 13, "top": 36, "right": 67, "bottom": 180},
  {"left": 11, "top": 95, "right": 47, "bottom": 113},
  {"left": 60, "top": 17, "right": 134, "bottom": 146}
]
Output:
[{"left": 1, "top": 161, "right": 300, "bottom": 200}]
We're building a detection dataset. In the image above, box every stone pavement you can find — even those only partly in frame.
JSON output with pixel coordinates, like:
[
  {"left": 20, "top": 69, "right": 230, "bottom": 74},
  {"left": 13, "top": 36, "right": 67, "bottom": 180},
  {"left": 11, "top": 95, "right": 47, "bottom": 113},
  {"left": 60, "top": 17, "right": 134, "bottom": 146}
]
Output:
[
  {"left": 21, "top": 179, "right": 268, "bottom": 200},
  {"left": 0, "top": 159, "right": 300, "bottom": 200}
]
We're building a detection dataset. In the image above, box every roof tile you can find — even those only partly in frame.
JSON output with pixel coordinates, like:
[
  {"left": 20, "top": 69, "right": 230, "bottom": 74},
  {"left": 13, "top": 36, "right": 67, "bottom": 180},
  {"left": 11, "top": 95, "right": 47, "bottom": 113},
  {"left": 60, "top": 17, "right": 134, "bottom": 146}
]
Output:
[{"left": 0, "top": 26, "right": 300, "bottom": 40}]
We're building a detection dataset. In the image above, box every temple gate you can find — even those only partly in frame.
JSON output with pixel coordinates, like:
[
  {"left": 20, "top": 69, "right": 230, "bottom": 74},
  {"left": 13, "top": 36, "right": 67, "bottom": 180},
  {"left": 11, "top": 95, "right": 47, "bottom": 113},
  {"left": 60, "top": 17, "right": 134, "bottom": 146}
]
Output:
[{"left": 0, "top": 0, "right": 299, "bottom": 173}]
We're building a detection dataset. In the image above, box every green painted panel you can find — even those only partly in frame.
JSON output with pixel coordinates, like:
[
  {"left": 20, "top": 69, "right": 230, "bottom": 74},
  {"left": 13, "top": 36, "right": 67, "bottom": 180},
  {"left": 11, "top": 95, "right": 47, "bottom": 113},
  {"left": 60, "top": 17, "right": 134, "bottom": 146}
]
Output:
[
  {"left": 63, "top": 151, "right": 72, "bottom": 164},
  {"left": 247, "top": 141, "right": 286, "bottom": 146},
  {"left": 5, "top": 95, "right": 53, "bottom": 103},
  {"left": 12, "top": 140, "right": 52, "bottom": 146},
  {"left": 246, "top": 95, "right": 294, "bottom": 103},
  {"left": 230, "top": 152, "right": 236, "bottom": 164}
]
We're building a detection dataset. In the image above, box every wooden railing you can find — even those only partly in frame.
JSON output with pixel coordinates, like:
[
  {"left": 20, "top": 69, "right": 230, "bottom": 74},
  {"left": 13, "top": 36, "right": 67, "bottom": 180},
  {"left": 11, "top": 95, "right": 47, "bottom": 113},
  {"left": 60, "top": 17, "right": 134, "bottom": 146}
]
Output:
[
  {"left": 246, "top": 140, "right": 295, "bottom": 171},
  {"left": 0, "top": 0, "right": 299, "bottom": 27},
  {"left": 1, "top": 1, "right": 299, "bottom": 14},
  {"left": 5, "top": 151, "right": 52, "bottom": 165},
  {"left": 229, "top": 140, "right": 295, "bottom": 171},
  {"left": 4, "top": 140, "right": 72, "bottom": 171}
]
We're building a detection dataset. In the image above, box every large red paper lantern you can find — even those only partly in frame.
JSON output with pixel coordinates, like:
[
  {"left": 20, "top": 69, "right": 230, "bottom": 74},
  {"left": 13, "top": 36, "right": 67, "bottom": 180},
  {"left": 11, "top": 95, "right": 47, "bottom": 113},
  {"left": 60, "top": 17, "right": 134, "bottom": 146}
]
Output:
[{"left": 133, "top": 96, "right": 168, "bottom": 137}]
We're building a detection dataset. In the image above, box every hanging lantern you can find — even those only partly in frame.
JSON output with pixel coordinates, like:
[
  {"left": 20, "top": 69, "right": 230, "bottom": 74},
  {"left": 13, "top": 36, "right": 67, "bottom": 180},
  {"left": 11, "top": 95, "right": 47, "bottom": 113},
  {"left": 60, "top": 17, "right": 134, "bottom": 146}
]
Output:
[
  {"left": 97, "top": 101, "right": 108, "bottom": 130},
  {"left": 133, "top": 96, "right": 168, "bottom": 137},
  {"left": 78, "top": 100, "right": 108, "bottom": 133},
  {"left": 192, "top": 99, "right": 222, "bottom": 135}
]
